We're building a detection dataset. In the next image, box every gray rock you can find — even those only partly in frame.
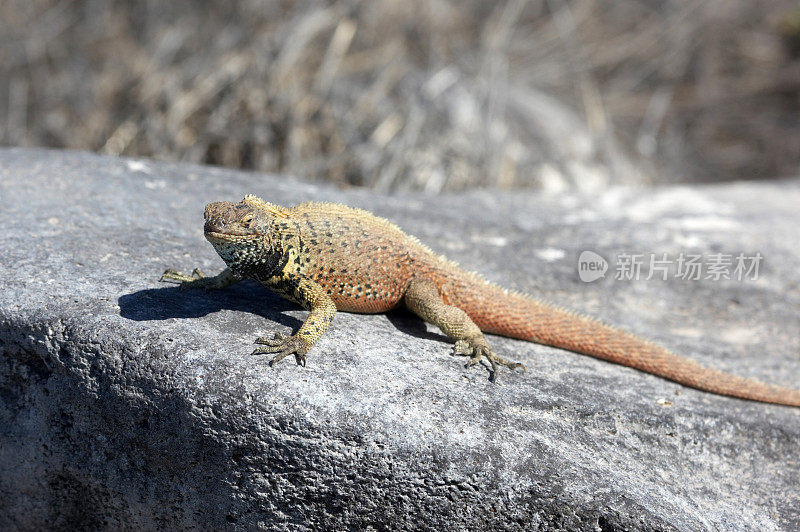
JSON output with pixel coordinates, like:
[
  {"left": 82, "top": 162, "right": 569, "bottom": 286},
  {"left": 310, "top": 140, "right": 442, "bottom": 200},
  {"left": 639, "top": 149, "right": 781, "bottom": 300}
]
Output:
[{"left": 1, "top": 148, "right": 799, "bottom": 531}]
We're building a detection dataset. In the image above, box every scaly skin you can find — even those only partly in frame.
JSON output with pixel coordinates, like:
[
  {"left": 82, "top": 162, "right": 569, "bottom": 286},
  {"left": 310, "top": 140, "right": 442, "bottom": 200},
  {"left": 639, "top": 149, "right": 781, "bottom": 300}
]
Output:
[{"left": 161, "top": 195, "right": 800, "bottom": 406}]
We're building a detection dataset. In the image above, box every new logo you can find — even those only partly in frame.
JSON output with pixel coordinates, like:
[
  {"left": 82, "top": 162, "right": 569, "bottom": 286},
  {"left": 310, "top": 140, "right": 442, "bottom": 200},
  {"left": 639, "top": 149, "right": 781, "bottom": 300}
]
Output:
[{"left": 578, "top": 251, "right": 608, "bottom": 283}]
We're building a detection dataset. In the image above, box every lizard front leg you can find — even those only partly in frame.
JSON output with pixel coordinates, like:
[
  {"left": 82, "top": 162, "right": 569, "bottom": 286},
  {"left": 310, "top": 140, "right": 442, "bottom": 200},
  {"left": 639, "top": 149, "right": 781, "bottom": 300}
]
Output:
[
  {"left": 161, "top": 266, "right": 242, "bottom": 290},
  {"left": 404, "top": 278, "right": 525, "bottom": 381},
  {"left": 253, "top": 274, "right": 337, "bottom": 366}
]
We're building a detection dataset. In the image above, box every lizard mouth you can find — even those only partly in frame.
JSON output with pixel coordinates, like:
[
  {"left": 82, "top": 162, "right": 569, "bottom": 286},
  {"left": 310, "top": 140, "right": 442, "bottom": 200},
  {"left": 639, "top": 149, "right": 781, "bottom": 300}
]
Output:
[
  {"left": 204, "top": 230, "right": 262, "bottom": 241},
  {"left": 203, "top": 217, "right": 254, "bottom": 236},
  {"left": 204, "top": 230, "right": 239, "bottom": 242}
]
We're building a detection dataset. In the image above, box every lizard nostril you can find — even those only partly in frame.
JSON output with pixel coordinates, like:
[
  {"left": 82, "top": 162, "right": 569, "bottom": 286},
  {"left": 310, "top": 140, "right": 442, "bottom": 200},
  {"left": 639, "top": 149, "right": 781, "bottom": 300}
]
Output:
[{"left": 204, "top": 218, "right": 224, "bottom": 233}]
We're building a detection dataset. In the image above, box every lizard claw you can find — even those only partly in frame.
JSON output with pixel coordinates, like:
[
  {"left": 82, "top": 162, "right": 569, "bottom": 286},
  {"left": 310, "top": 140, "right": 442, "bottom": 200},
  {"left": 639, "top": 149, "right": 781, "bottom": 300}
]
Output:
[
  {"left": 253, "top": 332, "right": 310, "bottom": 366},
  {"left": 453, "top": 339, "right": 525, "bottom": 382}
]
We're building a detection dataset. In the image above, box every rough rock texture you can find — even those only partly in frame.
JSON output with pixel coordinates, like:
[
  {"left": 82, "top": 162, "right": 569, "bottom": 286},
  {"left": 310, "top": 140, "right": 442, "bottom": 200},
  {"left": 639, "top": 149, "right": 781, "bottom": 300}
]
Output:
[{"left": 0, "top": 148, "right": 799, "bottom": 531}]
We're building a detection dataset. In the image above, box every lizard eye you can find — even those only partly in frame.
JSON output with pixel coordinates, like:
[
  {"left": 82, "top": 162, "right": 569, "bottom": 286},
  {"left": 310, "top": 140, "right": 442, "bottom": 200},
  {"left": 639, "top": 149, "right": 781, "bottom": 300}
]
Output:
[{"left": 241, "top": 214, "right": 254, "bottom": 225}]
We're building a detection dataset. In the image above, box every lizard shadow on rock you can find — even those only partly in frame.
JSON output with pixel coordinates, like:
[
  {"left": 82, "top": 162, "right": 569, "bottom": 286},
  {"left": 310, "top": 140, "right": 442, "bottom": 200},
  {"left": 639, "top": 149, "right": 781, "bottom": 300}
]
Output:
[
  {"left": 117, "top": 279, "right": 303, "bottom": 330},
  {"left": 118, "top": 280, "right": 450, "bottom": 344},
  {"left": 384, "top": 310, "right": 449, "bottom": 343}
]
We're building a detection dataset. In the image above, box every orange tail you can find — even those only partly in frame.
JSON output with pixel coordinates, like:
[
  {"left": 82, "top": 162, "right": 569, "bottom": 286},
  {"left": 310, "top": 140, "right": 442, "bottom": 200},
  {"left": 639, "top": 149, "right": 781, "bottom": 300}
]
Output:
[{"left": 447, "top": 280, "right": 800, "bottom": 407}]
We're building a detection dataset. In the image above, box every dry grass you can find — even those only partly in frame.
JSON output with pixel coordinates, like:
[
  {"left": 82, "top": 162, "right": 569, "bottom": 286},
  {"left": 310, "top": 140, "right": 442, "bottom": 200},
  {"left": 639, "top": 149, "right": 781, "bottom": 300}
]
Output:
[{"left": 1, "top": 0, "right": 799, "bottom": 191}]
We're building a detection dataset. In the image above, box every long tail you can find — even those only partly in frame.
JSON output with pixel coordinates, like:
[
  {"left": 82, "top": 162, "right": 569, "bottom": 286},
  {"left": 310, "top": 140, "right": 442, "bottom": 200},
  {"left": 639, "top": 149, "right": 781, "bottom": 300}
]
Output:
[{"left": 447, "top": 280, "right": 800, "bottom": 407}]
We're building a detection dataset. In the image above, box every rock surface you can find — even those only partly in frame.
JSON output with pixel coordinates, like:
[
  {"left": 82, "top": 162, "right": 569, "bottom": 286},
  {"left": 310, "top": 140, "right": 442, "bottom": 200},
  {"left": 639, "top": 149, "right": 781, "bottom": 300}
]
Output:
[{"left": 0, "top": 148, "right": 799, "bottom": 531}]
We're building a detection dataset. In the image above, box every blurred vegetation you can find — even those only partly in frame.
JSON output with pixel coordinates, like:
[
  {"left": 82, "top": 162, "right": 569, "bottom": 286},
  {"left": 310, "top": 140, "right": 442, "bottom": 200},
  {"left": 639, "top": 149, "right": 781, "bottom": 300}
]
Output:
[{"left": 1, "top": 0, "right": 799, "bottom": 192}]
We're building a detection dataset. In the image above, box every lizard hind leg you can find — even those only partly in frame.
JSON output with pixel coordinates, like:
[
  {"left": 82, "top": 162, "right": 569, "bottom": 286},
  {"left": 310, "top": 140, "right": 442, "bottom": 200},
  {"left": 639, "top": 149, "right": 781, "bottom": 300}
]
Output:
[{"left": 403, "top": 278, "right": 525, "bottom": 382}]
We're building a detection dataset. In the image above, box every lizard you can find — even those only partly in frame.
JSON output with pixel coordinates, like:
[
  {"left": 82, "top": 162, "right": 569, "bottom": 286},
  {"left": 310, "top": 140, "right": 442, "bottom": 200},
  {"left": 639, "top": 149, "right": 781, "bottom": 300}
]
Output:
[{"left": 161, "top": 195, "right": 800, "bottom": 407}]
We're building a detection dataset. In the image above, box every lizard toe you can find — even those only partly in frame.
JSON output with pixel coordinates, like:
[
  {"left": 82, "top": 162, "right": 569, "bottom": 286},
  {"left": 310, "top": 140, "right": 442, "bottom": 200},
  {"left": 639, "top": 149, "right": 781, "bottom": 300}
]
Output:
[
  {"left": 268, "top": 349, "right": 294, "bottom": 366},
  {"left": 252, "top": 333, "right": 310, "bottom": 367},
  {"left": 255, "top": 332, "right": 287, "bottom": 346},
  {"left": 160, "top": 268, "right": 192, "bottom": 284},
  {"left": 251, "top": 345, "right": 283, "bottom": 355},
  {"left": 464, "top": 352, "right": 482, "bottom": 368}
]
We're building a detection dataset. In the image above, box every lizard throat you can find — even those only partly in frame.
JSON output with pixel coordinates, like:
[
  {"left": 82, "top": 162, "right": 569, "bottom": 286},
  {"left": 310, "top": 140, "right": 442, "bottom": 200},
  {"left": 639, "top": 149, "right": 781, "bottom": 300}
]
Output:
[{"left": 207, "top": 235, "right": 269, "bottom": 270}]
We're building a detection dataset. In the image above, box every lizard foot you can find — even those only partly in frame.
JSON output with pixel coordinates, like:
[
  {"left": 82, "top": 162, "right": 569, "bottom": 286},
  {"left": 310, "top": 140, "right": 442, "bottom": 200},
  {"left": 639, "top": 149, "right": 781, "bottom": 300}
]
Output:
[
  {"left": 253, "top": 332, "right": 309, "bottom": 367},
  {"left": 160, "top": 268, "right": 208, "bottom": 289},
  {"left": 161, "top": 268, "right": 236, "bottom": 290},
  {"left": 454, "top": 339, "right": 526, "bottom": 382}
]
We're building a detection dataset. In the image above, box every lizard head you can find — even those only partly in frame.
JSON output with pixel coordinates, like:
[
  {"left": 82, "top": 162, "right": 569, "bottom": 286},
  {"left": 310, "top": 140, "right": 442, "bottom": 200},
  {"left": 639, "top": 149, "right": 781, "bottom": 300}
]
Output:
[{"left": 203, "top": 195, "right": 285, "bottom": 271}]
